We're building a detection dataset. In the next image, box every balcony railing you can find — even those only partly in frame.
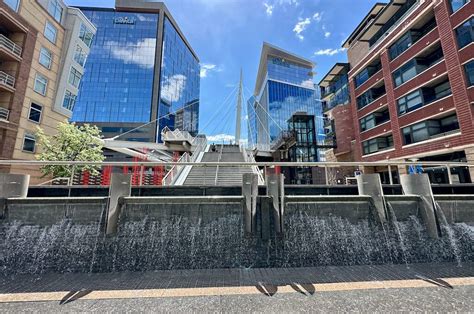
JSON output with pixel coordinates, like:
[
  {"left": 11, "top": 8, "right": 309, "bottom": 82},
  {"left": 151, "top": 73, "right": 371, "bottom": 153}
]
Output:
[
  {"left": 0, "top": 34, "right": 22, "bottom": 58},
  {"left": 0, "top": 71, "right": 15, "bottom": 89},
  {"left": 0, "top": 107, "right": 9, "bottom": 121}
]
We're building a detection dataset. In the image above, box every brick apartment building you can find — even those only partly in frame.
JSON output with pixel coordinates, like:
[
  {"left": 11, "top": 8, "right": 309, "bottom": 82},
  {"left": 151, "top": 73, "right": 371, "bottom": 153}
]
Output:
[{"left": 323, "top": 0, "right": 474, "bottom": 184}]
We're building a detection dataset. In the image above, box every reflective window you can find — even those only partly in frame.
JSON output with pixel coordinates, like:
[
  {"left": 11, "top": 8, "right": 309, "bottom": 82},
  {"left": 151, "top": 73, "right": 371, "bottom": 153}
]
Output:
[
  {"left": 354, "top": 60, "right": 381, "bottom": 87},
  {"left": 465, "top": 60, "right": 474, "bottom": 86},
  {"left": 393, "top": 60, "right": 417, "bottom": 87},
  {"left": 28, "top": 103, "right": 42, "bottom": 123},
  {"left": 68, "top": 67, "right": 82, "bottom": 88},
  {"left": 267, "top": 57, "right": 313, "bottom": 87},
  {"left": 398, "top": 90, "right": 423, "bottom": 115},
  {"left": 451, "top": 0, "right": 469, "bottom": 12},
  {"left": 62, "top": 90, "right": 77, "bottom": 111},
  {"left": 356, "top": 85, "right": 386, "bottom": 109},
  {"left": 34, "top": 73, "right": 48, "bottom": 95},
  {"left": 158, "top": 17, "right": 200, "bottom": 140},
  {"left": 402, "top": 114, "right": 460, "bottom": 144},
  {"left": 22, "top": 134, "right": 36, "bottom": 153},
  {"left": 73, "top": 45, "right": 87, "bottom": 67},
  {"left": 456, "top": 17, "right": 474, "bottom": 48},
  {"left": 48, "top": 0, "right": 63, "bottom": 23},
  {"left": 73, "top": 10, "right": 158, "bottom": 128},
  {"left": 359, "top": 109, "right": 390, "bottom": 132},
  {"left": 4, "top": 0, "right": 20, "bottom": 11},
  {"left": 44, "top": 21, "right": 57, "bottom": 44},
  {"left": 39, "top": 47, "right": 53, "bottom": 69},
  {"left": 79, "top": 24, "right": 94, "bottom": 47},
  {"left": 362, "top": 135, "right": 393, "bottom": 155}
]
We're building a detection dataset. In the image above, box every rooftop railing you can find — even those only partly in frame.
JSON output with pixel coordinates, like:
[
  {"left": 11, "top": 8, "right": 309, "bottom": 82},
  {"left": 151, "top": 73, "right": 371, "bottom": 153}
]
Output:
[{"left": 0, "top": 34, "right": 22, "bottom": 58}]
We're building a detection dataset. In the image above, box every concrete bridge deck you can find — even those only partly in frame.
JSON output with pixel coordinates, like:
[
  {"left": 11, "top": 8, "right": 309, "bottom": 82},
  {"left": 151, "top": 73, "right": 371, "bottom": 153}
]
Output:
[{"left": 1, "top": 262, "right": 473, "bottom": 312}]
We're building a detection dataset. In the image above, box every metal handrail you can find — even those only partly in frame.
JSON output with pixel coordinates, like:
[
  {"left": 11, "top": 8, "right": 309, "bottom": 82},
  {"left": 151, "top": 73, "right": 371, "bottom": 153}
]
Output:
[
  {"left": 214, "top": 143, "right": 224, "bottom": 185},
  {"left": 0, "top": 107, "right": 9, "bottom": 121},
  {"left": 37, "top": 177, "right": 70, "bottom": 186},
  {"left": 0, "top": 34, "right": 22, "bottom": 57},
  {"left": 0, "top": 71, "right": 15, "bottom": 88}
]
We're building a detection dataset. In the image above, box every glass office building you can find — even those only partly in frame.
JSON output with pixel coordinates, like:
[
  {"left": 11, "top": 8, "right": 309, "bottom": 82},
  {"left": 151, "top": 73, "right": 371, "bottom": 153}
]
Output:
[
  {"left": 252, "top": 43, "right": 324, "bottom": 161},
  {"left": 71, "top": 2, "right": 200, "bottom": 143}
]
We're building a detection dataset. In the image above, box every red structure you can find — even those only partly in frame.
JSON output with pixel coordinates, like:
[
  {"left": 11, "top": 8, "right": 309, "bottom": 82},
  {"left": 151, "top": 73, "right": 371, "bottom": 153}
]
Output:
[{"left": 327, "top": 0, "right": 474, "bottom": 184}]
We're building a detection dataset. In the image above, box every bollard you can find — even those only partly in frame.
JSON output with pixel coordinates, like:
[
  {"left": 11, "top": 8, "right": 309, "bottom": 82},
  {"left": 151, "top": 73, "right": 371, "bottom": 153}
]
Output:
[
  {"left": 400, "top": 174, "right": 440, "bottom": 238},
  {"left": 357, "top": 174, "right": 387, "bottom": 223},
  {"left": 267, "top": 173, "right": 285, "bottom": 234},
  {"left": 0, "top": 174, "right": 30, "bottom": 199},
  {"left": 242, "top": 173, "right": 258, "bottom": 234},
  {"left": 106, "top": 173, "right": 131, "bottom": 235}
]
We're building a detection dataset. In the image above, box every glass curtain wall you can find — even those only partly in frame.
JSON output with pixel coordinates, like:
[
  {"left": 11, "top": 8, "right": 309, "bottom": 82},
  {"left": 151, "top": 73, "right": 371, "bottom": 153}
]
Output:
[
  {"left": 73, "top": 10, "right": 158, "bottom": 129},
  {"left": 158, "top": 17, "right": 200, "bottom": 141}
]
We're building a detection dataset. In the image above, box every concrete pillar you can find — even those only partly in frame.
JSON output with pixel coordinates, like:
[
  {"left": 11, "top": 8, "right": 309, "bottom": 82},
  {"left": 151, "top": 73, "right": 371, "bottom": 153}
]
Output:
[
  {"left": 267, "top": 173, "right": 284, "bottom": 234},
  {"left": 242, "top": 173, "right": 258, "bottom": 235},
  {"left": 400, "top": 174, "right": 440, "bottom": 239},
  {"left": 464, "top": 147, "right": 474, "bottom": 182},
  {"left": 106, "top": 173, "right": 131, "bottom": 235},
  {"left": 0, "top": 174, "right": 30, "bottom": 198},
  {"left": 357, "top": 174, "right": 387, "bottom": 223}
]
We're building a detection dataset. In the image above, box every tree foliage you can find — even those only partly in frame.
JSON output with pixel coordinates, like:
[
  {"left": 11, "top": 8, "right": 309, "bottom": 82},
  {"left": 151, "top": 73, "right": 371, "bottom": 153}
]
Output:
[{"left": 36, "top": 121, "right": 105, "bottom": 178}]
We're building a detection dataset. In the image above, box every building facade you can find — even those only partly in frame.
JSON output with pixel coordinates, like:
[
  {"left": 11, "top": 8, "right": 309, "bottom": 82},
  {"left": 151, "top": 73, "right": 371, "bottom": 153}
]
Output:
[
  {"left": 337, "top": 0, "right": 474, "bottom": 184},
  {"left": 250, "top": 43, "right": 325, "bottom": 183},
  {"left": 0, "top": 0, "right": 96, "bottom": 183},
  {"left": 71, "top": 0, "right": 200, "bottom": 143},
  {"left": 319, "top": 63, "right": 356, "bottom": 184}
]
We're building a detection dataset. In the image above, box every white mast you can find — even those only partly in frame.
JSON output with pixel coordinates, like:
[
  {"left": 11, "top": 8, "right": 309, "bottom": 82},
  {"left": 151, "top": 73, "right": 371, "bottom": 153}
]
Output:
[{"left": 235, "top": 69, "right": 243, "bottom": 144}]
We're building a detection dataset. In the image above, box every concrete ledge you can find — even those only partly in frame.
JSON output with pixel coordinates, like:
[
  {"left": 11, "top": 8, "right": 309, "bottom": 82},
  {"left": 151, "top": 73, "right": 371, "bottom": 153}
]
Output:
[
  {"left": 434, "top": 195, "right": 474, "bottom": 201},
  {"left": 123, "top": 196, "right": 244, "bottom": 204},
  {"left": 285, "top": 195, "right": 371, "bottom": 202},
  {"left": 6, "top": 197, "right": 108, "bottom": 204}
]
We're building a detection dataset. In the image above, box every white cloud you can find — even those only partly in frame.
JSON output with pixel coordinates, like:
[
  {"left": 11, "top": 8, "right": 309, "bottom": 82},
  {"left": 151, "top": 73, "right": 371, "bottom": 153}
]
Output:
[
  {"left": 161, "top": 74, "right": 187, "bottom": 103},
  {"left": 293, "top": 18, "right": 311, "bottom": 41},
  {"left": 324, "top": 31, "right": 331, "bottom": 38},
  {"left": 207, "top": 134, "right": 248, "bottom": 145},
  {"left": 263, "top": 2, "right": 274, "bottom": 16},
  {"left": 313, "top": 12, "right": 323, "bottom": 22},
  {"left": 314, "top": 48, "right": 346, "bottom": 56},
  {"left": 107, "top": 38, "right": 156, "bottom": 69},
  {"left": 200, "top": 63, "right": 222, "bottom": 78},
  {"left": 301, "top": 79, "right": 315, "bottom": 89}
]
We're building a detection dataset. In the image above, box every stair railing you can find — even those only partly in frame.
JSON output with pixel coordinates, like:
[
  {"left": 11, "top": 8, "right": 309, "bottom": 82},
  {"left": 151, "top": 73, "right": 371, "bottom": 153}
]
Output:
[{"left": 214, "top": 143, "right": 224, "bottom": 185}]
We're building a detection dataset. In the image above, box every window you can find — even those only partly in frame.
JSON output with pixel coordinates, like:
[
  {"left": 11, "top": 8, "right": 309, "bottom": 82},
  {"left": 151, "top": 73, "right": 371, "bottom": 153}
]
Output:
[
  {"left": 68, "top": 67, "right": 82, "bottom": 88},
  {"left": 48, "top": 0, "right": 63, "bottom": 23},
  {"left": 456, "top": 17, "right": 474, "bottom": 48},
  {"left": 44, "top": 21, "right": 57, "bottom": 44},
  {"left": 354, "top": 60, "right": 382, "bottom": 87},
  {"left": 34, "top": 74, "right": 48, "bottom": 96},
  {"left": 393, "top": 60, "right": 417, "bottom": 87},
  {"left": 79, "top": 24, "right": 94, "bottom": 47},
  {"left": 362, "top": 135, "right": 393, "bottom": 155},
  {"left": 356, "top": 85, "right": 386, "bottom": 109},
  {"left": 360, "top": 110, "right": 390, "bottom": 131},
  {"left": 39, "top": 47, "right": 53, "bottom": 69},
  {"left": 62, "top": 90, "right": 77, "bottom": 111},
  {"left": 390, "top": 32, "right": 413, "bottom": 60},
  {"left": 4, "top": 0, "right": 20, "bottom": 11},
  {"left": 398, "top": 90, "right": 423, "bottom": 115},
  {"left": 465, "top": 60, "right": 474, "bottom": 86},
  {"left": 28, "top": 103, "right": 42, "bottom": 123},
  {"left": 73, "top": 45, "right": 87, "bottom": 67},
  {"left": 450, "top": 0, "right": 469, "bottom": 12},
  {"left": 402, "top": 114, "right": 460, "bottom": 145},
  {"left": 22, "top": 134, "right": 36, "bottom": 153}
]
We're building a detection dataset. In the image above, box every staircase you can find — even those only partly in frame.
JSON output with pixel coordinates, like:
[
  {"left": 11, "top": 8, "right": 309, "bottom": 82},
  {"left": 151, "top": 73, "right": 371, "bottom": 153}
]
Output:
[{"left": 182, "top": 145, "right": 255, "bottom": 186}]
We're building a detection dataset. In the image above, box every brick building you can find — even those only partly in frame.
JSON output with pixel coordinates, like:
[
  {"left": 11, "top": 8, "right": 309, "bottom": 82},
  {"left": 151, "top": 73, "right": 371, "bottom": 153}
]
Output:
[{"left": 326, "top": 0, "right": 474, "bottom": 184}]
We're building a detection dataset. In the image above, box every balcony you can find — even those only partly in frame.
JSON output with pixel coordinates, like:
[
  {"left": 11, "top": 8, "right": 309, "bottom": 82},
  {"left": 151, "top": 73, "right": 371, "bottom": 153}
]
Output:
[
  {"left": 0, "top": 107, "right": 9, "bottom": 121},
  {"left": 0, "top": 34, "right": 22, "bottom": 61},
  {"left": 0, "top": 71, "right": 15, "bottom": 92},
  {"left": 355, "top": 69, "right": 384, "bottom": 97},
  {"left": 322, "top": 132, "right": 337, "bottom": 148},
  {"left": 394, "top": 60, "right": 446, "bottom": 99}
]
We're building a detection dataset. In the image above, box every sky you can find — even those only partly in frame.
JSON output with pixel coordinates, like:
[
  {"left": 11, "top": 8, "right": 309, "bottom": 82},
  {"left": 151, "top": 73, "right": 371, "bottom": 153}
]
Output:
[{"left": 66, "top": 0, "right": 381, "bottom": 142}]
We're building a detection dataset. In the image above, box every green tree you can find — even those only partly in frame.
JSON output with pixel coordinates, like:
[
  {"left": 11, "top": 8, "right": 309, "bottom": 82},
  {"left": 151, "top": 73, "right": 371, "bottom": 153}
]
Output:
[{"left": 36, "top": 121, "right": 105, "bottom": 178}]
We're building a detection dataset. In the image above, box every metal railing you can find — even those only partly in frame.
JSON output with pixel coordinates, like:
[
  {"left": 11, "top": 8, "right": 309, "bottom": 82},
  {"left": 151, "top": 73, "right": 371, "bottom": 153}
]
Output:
[
  {"left": 161, "top": 137, "right": 207, "bottom": 186},
  {"left": 0, "top": 107, "right": 9, "bottom": 121},
  {"left": 0, "top": 71, "right": 15, "bottom": 88},
  {"left": 0, "top": 160, "right": 472, "bottom": 186},
  {"left": 0, "top": 34, "right": 22, "bottom": 57}
]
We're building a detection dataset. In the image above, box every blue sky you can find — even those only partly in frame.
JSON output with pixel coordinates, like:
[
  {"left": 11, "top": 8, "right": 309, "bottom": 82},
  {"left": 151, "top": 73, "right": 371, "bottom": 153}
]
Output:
[{"left": 66, "top": 0, "right": 381, "bottom": 141}]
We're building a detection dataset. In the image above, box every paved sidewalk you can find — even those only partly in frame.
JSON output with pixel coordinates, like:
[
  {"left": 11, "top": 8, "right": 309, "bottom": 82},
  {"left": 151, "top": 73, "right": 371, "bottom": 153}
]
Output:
[{"left": 0, "top": 262, "right": 472, "bottom": 312}]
